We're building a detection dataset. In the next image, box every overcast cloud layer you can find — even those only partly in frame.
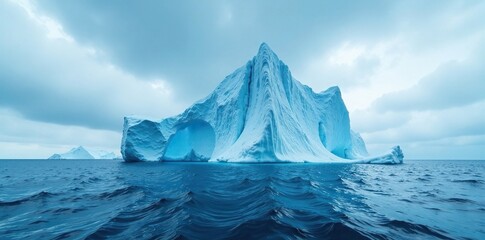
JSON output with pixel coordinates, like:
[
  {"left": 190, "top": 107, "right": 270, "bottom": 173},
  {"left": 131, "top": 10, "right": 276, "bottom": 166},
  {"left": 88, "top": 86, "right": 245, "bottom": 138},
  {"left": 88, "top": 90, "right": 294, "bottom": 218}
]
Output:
[{"left": 1, "top": 0, "right": 484, "bottom": 159}]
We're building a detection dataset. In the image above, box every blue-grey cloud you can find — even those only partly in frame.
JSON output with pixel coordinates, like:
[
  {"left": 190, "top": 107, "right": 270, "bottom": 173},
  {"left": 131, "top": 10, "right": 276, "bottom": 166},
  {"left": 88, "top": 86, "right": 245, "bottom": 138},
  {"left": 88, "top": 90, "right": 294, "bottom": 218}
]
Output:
[
  {"left": 0, "top": 1, "right": 181, "bottom": 131},
  {"left": 1, "top": 0, "right": 485, "bottom": 159},
  {"left": 35, "top": 0, "right": 400, "bottom": 102}
]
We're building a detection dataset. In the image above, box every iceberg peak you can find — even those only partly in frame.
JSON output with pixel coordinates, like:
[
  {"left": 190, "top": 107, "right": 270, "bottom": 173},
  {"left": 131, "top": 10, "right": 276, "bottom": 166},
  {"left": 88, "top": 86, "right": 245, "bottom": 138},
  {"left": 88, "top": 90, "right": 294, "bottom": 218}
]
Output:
[
  {"left": 49, "top": 146, "right": 94, "bottom": 159},
  {"left": 71, "top": 146, "right": 87, "bottom": 152},
  {"left": 121, "top": 43, "right": 404, "bottom": 164},
  {"left": 255, "top": 42, "right": 279, "bottom": 63},
  {"left": 257, "top": 42, "right": 274, "bottom": 55}
]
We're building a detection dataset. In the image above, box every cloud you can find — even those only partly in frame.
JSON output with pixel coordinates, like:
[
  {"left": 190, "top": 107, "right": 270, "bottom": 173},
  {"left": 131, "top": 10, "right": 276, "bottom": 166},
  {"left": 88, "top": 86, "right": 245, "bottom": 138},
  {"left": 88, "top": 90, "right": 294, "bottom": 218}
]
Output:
[
  {"left": 361, "top": 100, "right": 485, "bottom": 160},
  {"left": 0, "top": 1, "right": 182, "bottom": 131},
  {"left": 33, "top": 0, "right": 400, "bottom": 103},
  {"left": 363, "top": 101, "right": 485, "bottom": 143},
  {"left": 1, "top": 0, "right": 484, "bottom": 159},
  {"left": 30, "top": 0, "right": 485, "bottom": 108},
  {"left": 366, "top": 134, "right": 485, "bottom": 160},
  {"left": 352, "top": 109, "right": 411, "bottom": 133},
  {"left": 302, "top": 41, "right": 388, "bottom": 92},
  {"left": 0, "top": 108, "right": 120, "bottom": 158},
  {"left": 349, "top": 32, "right": 485, "bottom": 133},
  {"left": 349, "top": 38, "right": 485, "bottom": 159},
  {"left": 373, "top": 51, "right": 485, "bottom": 112}
]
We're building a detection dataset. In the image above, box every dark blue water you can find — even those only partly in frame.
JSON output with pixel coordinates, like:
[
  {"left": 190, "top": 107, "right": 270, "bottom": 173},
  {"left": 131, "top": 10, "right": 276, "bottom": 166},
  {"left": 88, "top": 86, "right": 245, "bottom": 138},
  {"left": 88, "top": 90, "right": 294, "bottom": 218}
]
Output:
[{"left": 0, "top": 160, "right": 484, "bottom": 239}]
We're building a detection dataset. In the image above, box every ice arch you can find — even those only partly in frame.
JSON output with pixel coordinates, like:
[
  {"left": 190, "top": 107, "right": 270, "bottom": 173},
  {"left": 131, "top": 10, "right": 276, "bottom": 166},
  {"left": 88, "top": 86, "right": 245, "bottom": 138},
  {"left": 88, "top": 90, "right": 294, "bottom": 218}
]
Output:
[{"left": 163, "top": 120, "right": 216, "bottom": 161}]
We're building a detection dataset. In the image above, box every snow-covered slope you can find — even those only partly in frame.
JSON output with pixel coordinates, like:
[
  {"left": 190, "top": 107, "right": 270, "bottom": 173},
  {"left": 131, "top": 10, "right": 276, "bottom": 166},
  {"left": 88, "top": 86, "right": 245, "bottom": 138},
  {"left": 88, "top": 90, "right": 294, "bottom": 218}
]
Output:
[
  {"left": 121, "top": 43, "right": 403, "bottom": 164},
  {"left": 48, "top": 146, "right": 120, "bottom": 160}
]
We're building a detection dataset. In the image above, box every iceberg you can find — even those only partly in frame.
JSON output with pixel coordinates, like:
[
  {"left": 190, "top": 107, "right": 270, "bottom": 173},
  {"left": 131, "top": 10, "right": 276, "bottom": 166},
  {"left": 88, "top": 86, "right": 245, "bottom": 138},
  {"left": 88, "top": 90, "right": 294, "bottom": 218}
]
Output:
[
  {"left": 121, "top": 43, "right": 403, "bottom": 164},
  {"left": 48, "top": 146, "right": 120, "bottom": 160},
  {"left": 48, "top": 146, "right": 94, "bottom": 160},
  {"left": 90, "top": 150, "right": 122, "bottom": 160}
]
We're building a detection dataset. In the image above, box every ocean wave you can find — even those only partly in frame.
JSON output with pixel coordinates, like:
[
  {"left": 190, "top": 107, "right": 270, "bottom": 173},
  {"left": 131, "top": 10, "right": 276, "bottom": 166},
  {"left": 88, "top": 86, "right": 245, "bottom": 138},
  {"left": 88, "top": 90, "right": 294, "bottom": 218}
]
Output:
[
  {"left": 380, "top": 220, "right": 453, "bottom": 240},
  {"left": 0, "top": 160, "right": 483, "bottom": 239},
  {"left": 0, "top": 191, "right": 57, "bottom": 207},
  {"left": 97, "top": 186, "right": 143, "bottom": 199},
  {"left": 444, "top": 197, "right": 475, "bottom": 203},
  {"left": 451, "top": 179, "right": 483, "bottom": 184}
]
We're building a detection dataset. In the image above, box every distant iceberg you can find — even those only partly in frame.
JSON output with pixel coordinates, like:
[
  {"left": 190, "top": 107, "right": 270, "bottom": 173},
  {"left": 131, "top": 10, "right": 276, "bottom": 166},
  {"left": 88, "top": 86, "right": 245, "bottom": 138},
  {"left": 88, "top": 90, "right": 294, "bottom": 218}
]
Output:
[
  {"left": 48, "top": 146, "right": 121, "bottom": 160},
  {"left": 121, "top": 43, "right": 403, "bottom": 164}
]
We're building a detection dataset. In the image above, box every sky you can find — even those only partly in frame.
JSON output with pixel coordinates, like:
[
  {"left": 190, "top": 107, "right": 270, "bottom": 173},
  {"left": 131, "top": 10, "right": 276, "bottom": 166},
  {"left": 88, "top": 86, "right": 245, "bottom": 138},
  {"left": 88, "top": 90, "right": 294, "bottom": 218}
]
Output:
[{"left": 0, "top": 0, "right": 484, "bottom": 159}]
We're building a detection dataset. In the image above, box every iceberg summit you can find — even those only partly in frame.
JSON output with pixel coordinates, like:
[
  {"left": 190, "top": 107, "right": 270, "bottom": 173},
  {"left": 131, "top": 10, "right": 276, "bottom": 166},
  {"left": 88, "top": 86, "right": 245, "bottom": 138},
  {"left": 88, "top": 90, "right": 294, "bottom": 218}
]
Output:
[{"left": 121, "top": 43, "right": 403, "bottom": 164}]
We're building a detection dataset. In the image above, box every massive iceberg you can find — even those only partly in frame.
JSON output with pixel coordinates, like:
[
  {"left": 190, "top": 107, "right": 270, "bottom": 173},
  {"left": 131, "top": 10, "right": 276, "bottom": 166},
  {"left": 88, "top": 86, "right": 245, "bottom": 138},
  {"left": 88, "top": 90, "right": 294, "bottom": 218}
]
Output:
[{"left": 121, "top": 43, "right": 403, "bottom": 164}]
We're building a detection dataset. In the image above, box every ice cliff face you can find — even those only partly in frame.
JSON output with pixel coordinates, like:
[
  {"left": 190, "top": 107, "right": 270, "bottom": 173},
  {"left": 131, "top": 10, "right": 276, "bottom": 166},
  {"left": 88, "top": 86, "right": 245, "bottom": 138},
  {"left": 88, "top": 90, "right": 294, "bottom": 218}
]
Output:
[{"left": 121, "top": 43, "right": 403, "bottom": 164}]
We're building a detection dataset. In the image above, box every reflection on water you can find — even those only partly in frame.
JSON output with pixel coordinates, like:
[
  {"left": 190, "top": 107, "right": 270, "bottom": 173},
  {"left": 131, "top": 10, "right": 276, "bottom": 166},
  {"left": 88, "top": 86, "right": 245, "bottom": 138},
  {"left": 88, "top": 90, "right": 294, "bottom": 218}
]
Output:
[{"left": 0, "top": 160, "right": 484, "bottom": 239}]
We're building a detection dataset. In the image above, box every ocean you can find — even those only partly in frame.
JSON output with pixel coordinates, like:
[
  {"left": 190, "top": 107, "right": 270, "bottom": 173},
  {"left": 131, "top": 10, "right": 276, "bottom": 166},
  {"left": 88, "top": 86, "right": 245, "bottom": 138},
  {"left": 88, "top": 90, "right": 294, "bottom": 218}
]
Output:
[{"left": 0, "top": 160, "right": 483, "bottom": 239}]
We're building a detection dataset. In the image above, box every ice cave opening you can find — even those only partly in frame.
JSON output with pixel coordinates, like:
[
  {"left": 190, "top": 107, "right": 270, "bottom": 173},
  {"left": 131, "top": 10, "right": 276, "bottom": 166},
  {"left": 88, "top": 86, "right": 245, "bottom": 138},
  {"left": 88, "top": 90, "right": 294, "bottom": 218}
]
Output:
[{"left": 163, "top": 120, "right": 216, "bottom": 161}]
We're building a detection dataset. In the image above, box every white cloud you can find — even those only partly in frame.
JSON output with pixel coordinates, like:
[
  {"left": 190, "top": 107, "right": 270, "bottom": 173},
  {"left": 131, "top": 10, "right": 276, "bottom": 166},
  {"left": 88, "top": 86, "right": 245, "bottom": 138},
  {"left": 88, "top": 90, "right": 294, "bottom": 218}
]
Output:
[
  {"left": 328, "top": 42, "right": 366, "bottom": 66},
  {"left": 373, "top": 51, "right": 485, "bottom": 112},
  {"left": 351, "top": 109, "right": 411, "bottom": 133},
  {"left": 12, "top": 0, "right": 73, "bottom": 42}
]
